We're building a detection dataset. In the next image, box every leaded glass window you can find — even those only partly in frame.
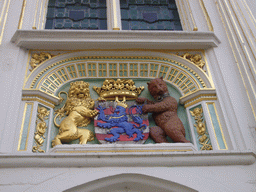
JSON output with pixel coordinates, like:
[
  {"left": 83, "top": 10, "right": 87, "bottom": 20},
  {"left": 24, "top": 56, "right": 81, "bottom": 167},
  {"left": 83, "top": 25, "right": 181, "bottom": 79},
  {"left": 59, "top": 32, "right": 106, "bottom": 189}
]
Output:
[
  {"left": 45, "top": 0, "right": 107, "bottom": 30},
  {"left": 120, "top": 0, "right": 182, "bottom": 30}
]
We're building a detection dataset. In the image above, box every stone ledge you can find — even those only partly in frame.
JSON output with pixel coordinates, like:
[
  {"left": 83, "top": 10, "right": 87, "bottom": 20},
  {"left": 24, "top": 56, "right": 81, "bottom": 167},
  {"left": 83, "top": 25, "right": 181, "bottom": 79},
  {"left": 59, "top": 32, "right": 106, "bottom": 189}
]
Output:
[
  {"left": 0, "top": 149, "right": 254, "bottom": 168},
  {"left": 11, "top": 30, "right": 221, "bottom": 50},
  {"left": 22, "top": 89, "right": 61, "bottom": 106},
  {"left": 50, "top": 143, "right": 197, "bottom": 154},
  {"left": 179, "top": 88, "right": 217, "bottom": 105}
]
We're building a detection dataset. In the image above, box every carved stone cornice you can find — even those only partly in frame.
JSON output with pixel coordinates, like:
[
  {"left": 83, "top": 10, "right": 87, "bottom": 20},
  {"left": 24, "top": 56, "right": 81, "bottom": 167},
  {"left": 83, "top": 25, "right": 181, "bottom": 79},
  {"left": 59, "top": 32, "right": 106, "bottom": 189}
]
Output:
[
  {"left": 179, "top": 89, "right": 217, "bottom": 108},
  {"left": 1, "top": 147, "right": 255, "bottom": 168},
  {"left": 11, "top": 30, "right": 220, "bottom": 50},
  {"left": 22, "top": 89, "right": 61, "bottom": 108}
]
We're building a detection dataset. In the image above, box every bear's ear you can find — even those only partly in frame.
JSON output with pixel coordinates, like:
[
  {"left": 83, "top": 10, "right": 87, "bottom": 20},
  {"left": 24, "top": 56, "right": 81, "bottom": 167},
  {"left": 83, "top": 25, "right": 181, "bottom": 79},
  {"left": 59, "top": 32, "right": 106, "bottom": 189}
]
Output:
[
  {"left": 147, "top": 82, "right": 150, "bottom": 85},
  {"left": 160, "top": 76, "right": 163, "bottom": 80}
]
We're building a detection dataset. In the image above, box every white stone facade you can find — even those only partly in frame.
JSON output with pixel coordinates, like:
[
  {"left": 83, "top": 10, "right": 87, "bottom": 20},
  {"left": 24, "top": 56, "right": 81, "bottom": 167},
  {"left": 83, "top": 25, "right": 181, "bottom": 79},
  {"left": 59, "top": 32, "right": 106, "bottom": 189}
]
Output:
[{"left": 0, "top": 0, "right": 255, "bottom": 191}]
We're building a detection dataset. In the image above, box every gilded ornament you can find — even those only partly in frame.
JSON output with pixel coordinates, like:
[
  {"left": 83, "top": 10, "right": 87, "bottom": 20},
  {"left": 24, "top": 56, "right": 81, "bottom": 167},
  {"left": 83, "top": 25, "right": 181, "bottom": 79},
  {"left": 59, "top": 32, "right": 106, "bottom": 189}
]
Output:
[
  {"left": 32, "top": 106, "right": 50, "bottom": 153},
  {"left": 30, "top": 56, "right": 207, "bottom": 89},
  {"left": 30, "top": 52, "right": 54, "bottom": 71},
  {"left": 180, "top": 53, "right": 206, "bottom": 71},
  {"left": 93, "top": 79, "right": 144, "bottom": 101},
  {"left": 52, "top": 81, "right": 98, "bottom": 147},
  {"left": 190, "top": 107, "right": 212, "bottom": 150}
]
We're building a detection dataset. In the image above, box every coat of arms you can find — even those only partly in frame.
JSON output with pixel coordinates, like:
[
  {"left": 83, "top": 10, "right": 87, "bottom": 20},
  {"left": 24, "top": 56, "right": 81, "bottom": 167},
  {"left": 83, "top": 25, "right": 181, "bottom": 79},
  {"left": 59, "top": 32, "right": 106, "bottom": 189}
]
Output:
[{"left": 93, "top": 79, "right": 149, "bottom": 144}]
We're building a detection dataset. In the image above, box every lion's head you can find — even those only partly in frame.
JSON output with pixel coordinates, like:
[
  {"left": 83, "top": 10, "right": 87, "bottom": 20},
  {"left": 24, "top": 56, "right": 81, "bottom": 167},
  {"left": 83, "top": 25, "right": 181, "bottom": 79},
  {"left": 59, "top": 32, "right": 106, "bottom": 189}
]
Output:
[
  {"left": 63, "top": 81, "right": 93, "bottom": 115},
  {"left": 68, "top": 81, "right": 90, "bottom": 99}
]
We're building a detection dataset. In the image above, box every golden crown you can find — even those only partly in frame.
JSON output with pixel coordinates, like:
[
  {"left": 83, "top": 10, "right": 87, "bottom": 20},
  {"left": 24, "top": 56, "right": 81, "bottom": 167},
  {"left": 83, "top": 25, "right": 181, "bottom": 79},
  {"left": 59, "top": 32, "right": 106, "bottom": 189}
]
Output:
[
  {"left": 115, "top": 97, "right": 128, "bottom": 108},
  {"left": 93, "top": 79, "right": 144, "bottom": 101}
]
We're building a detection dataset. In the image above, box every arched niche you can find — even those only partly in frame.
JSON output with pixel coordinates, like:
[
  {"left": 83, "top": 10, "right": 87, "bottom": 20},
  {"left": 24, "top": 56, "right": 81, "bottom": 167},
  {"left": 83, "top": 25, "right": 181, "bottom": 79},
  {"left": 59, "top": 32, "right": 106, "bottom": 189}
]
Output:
[{"left": 19, "top": 51, "right": 230, "bottom": 153}]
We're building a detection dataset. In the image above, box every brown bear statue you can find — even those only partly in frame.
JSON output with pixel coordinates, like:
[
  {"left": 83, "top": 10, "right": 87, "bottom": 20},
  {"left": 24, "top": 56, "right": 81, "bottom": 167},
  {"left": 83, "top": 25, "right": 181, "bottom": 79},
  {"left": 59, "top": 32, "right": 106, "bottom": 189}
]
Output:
[{"left": 136, "top": 77, "right": 190, "bottom": 143}]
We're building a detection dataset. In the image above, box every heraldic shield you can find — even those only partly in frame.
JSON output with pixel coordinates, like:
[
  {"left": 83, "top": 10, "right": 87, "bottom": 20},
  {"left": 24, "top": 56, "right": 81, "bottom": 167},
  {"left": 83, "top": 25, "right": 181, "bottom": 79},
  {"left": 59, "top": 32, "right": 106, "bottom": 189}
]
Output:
[
  {"left": 94, "top": 101, "right": 149, "bottom": 144},
  {"left": 93, "top": 79, "right": 149, "bottom": 144}
]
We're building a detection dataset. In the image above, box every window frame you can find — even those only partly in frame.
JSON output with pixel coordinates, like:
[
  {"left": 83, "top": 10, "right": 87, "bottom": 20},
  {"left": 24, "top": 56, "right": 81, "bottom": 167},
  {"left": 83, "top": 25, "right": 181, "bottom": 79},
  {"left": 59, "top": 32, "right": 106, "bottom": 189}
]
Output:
[{"left": 17, "top": 0, "right": 198, "bottom": 31}]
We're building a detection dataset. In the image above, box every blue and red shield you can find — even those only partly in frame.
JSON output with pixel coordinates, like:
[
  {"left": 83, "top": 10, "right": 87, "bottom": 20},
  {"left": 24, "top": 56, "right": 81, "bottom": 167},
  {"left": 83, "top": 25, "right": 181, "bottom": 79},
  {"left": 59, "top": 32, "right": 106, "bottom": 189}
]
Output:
[{"left": 94, "top": 101, "right": 149, "bottom": 144}]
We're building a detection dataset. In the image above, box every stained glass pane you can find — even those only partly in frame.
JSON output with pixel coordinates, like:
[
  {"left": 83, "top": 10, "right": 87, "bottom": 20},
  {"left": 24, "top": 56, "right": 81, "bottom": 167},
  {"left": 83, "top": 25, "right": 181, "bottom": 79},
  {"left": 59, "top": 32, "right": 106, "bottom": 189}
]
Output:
[
  {"left": 45, "top": 0, "right": 107, "bottom": 30},
  {"left": 120, "top": 0, "right": 182, "bottom": 30}
]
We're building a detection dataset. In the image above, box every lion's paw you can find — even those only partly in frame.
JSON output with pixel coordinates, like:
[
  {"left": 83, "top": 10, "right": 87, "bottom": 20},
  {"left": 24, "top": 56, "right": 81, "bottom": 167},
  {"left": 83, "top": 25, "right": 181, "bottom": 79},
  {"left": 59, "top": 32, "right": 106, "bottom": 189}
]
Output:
[
  {"left": 134, "top": 133, "right": 144, "bottom": 141},
  {"left": 105, "top": 137, "right": 119, "bottom": 142}
]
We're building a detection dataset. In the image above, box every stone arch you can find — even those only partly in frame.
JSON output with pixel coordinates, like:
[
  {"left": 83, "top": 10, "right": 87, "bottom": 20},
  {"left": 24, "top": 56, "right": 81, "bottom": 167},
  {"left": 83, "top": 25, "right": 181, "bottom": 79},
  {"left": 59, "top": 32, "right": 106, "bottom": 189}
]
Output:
[
  {"left": 24, "top": 171, "right": 233, "bottom": 192},
  {"left": 64, "top": 173, "right": 197, "bottom": 192},
  {"left": 24, "top": 51, "right": 214, "bottom": 99}
]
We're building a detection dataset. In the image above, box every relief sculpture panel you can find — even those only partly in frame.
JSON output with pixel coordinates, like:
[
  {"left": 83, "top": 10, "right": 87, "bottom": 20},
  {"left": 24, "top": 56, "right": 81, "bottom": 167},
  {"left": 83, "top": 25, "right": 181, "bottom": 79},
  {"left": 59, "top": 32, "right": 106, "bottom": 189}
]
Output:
[
  {"left": 136, "top": 77, "right": 190, "bottom": 143},
  {"left": 51, "top": 78, "right": 190, "bottom": 146},
  {"left": 52, "top": 81, "right": 98, "bottom": 147}
]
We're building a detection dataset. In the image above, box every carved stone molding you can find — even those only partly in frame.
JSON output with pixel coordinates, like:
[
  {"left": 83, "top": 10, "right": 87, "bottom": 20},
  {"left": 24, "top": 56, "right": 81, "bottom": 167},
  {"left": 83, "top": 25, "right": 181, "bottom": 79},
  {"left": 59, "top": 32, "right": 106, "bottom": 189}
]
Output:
[
  {"left": 22, "top": 89, "right": 61, "bottom": 108},
  {"left": 0, "top": 148, "right": 254, "bottom": 168},
  {"left": 179, "top": 88, "right": 217, "bottom": 108},
  {"left": 11, "top": 30, "right": 220, "bottom": 50}
]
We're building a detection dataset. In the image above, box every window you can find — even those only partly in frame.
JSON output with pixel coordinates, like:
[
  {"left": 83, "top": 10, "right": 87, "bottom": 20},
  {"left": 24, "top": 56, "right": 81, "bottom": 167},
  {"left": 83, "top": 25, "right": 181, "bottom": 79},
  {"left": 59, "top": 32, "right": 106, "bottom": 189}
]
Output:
[
  {"left": 45, "top": 0, "right": 107, "bottom": 29},
  {"left": 45, "top": 0, "right": 182, "bottom": 30},
  {"left": 120, "top": 0, "right": 182, "bottom": 30}
]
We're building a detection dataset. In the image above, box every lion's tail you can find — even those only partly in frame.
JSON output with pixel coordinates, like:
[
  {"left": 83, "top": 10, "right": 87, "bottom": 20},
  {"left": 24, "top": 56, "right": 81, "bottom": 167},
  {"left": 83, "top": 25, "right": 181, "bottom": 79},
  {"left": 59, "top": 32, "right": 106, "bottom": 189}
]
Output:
[{"left": 53, "top": 114, "right": 60, "bottom": 128}]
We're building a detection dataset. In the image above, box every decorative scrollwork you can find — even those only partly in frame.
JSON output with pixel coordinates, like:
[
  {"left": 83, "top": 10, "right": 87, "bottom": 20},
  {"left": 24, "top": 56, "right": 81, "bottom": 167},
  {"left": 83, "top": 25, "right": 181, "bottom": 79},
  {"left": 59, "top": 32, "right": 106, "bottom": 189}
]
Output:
[
  {"left": 179, "top": 53, "right": 206, "bottom": 71},
  {"left": 190, "top": 107, "right": 212, "bottom": 150},
  {"left": 30, "top": 52, "right": 54, "bottom": 72},
  {"left": 32, "top": 107, "right": 50, "bottom": 153}
]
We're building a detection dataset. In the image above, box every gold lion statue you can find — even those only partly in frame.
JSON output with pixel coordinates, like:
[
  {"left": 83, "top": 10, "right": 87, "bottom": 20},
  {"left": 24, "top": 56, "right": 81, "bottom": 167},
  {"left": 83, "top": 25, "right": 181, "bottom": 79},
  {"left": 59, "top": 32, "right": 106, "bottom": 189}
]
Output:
[{"left": 52, "top": 81, "right": 98, "bottom": 147}]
